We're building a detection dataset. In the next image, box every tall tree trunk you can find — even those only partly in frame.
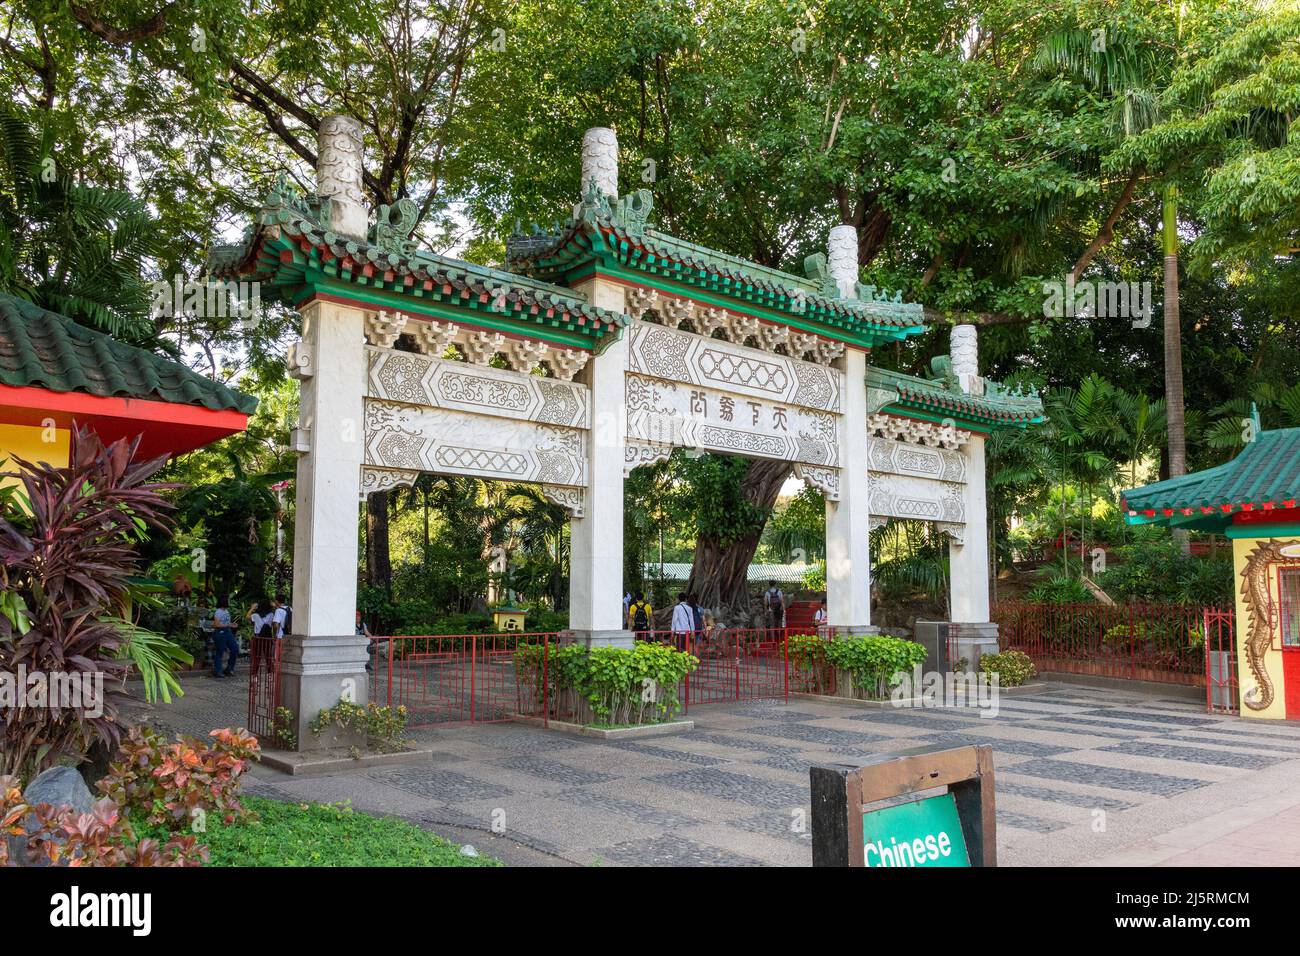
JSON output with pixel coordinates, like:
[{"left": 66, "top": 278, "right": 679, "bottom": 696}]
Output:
[
  {"left": 1162, "top": 184, "right": 1191, "bottom": 555},
  {"left": 685, "top": 458, "right": 791, "bottom": 620},
  {"left": 366, "top": 490, "right": 392, "bottom": 597}
]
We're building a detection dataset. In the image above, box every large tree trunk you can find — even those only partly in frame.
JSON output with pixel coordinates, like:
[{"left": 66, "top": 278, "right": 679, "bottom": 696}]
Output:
[
  {"left": 685, "top": 458, "right": 791, "bottom": 620},
  {"left": 1162, "top": 184, "right": 1190, "bottom": 555},
  {"left": 366, "top": 490, "right": 392, "bottom": 596}
]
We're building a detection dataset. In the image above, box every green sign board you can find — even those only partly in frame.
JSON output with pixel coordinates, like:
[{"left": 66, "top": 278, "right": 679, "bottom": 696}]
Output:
[{"left": 861, "top": 793, "right": 970, "bottom": 868}]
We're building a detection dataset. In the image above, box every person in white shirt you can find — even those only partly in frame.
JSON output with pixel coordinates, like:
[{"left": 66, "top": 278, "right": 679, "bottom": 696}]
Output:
[
  {"left": 814, "top": 600, "right": 828, "bottom": 637},
  {"left": 670, "top": 592, "right": 694, "bottom": 650},
  {"left": 272, "top": 592, "right": 291, "bottom": 638}
]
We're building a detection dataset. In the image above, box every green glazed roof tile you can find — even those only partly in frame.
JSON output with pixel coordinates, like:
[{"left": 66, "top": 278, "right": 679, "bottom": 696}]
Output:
[
  {"left": 866, "top": 365, "right": 1045, "bottom": 430},
  {"left": 210, "top": 178, "right": 627, "bottom": 350},
  {"left": 0, "top": 292, "right": 257, "bottom": 415},
  {"left": 1122, "top": 428, "right": 1300, "bottom": 529}
]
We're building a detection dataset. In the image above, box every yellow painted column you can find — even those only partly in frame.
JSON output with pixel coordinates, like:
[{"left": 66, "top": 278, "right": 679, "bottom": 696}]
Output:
[{"left": 0, "top": 423, "right": 70, "bottom": 491}]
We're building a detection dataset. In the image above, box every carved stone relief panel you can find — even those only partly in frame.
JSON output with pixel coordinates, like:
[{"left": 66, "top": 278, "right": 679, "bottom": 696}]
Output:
[
  {"left": 867, "top": 412, "right": 970, "bottom": 451},
  {"left": 368, "top": 347, "right": 589, "bottom": 428},
  {"left": 626, "top": 320, "right": 842, "bottom": 413},
  {"left": 867, "top": 473, "right": 966, "bottom": 526},
  {"left": 364, "top": 399, "right": 586, "bottom": 487},
  {"left": 867, "top": 435, "right": 967, "bottom": 484},
  {"left": 625, "top": 372, "right": 839, "bottom": 468}
]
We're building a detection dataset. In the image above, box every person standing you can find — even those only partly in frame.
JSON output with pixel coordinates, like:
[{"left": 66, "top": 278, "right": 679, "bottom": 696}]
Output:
[
  {"left": 211, "top": 596, "right": 238, "bottom": 678},
  {"left": 764, "top": 580, "right": 786, "bottom": 630},
  {"left": 688, "top": 593, "right": 704, "bottom": 643},
  {"left": 670, "top": 592, "right": 694, "bottom": 651},
  {"left": 628, "top": 591, "right": 653, "bottom": 636},
  {"left": 272, "top": 592, "right": 292, "bottom": 639},
  {"left": 248, "top": 597, "right": 276, "bottom": 673},
  {"left": 814, "top": 599, "right": 829, "bottom": 638}
]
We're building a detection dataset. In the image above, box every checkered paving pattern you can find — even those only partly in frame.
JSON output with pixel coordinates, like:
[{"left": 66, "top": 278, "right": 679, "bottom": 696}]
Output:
[{"left": 123, "top": 674, "right": 1300, "bottom": 866}]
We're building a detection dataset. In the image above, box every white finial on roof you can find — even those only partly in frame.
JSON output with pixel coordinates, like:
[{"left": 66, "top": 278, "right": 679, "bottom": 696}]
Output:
[
  {"left": 827, "top": 224, "right": 858, "bottom": 298},
  {"left": 581, "top": 128, "right": 619, "bottom": 200},
  {"left": 950, "top": 324, "right": 980, "bottom": 394},
  {"left": 317, "top": 115, "right": 368, "bottom": 240}
]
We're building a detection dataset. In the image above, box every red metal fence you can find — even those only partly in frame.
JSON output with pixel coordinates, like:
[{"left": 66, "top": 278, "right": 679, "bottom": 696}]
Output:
[
  {"left": 369, "top": 632, "right": 555, "bottom": 727},
  {"left": 1202, "top": 608, "right": 1238, "bottom": 715},
  {"left": 993, "top": 601, "right": 1224, "bottom": 686},
  {"left": 246, "top": 636, "right": 283, "bottom": 742}
]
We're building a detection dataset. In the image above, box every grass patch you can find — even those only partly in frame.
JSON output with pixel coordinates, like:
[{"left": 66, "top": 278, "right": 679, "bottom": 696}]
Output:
[{"left": 136, "top": 795, "right": 501, "bottom": 867}]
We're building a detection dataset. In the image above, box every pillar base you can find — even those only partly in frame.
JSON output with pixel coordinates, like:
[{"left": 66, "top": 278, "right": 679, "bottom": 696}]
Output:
[
  {"left": 832, "top": 625, "right": 879, "bottom": 637},
  {"left": 561, "top": 628, "right": 635, "bottom": 649},
  {"left": 278, "top": 635, "right": 371, "bottom": 752},
  {"left": 949, "top": 622, "right": 999, "bottom": 671}
]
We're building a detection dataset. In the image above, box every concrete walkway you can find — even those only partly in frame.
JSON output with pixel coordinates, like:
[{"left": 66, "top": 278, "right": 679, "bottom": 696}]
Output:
[{"left": 124, "top": 673, "right": 1300, "bottom": 866}]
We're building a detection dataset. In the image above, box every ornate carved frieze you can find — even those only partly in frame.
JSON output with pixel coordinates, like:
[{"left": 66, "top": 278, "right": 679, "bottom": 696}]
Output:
[
  {"left": 867, "top": 435, "right": 966, "bottom": 483},
  {"left": 868, "top": 473, "right": 965, "bottom": 526},
  {"left": 794, "top": 464, "right": 841, "bottom": 502},
  {"left": 541, "top": 484, "right": 585, "bottom": 517},
  {"left": 626, "top": 372, "right": 839, "bottom": 468},
  {"left": 867, "top": 412, "right": 970, "bottom": 451},
  {"left": 364, "top": 312, "right": 590, "bottom": 380},
  {"left": 626, "top": 287, "right": 845, "bottom": 364},
  {"left": 368, "top": 348, "right": 589, "bottom": 428},
  {"left": 364, "top": 399, "right": 586, "bottom": 486},
  {"left": 626, "top": 321, "right": 842, "bottom": 413},
  {"left": 624, "top": 441, "right": 674, "bottom": 476},
  {"left": 360, "top": 465, "right": 419, "bottom": 498}
]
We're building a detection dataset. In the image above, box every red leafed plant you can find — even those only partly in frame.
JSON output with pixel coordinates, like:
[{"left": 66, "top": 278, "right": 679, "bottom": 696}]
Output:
[
  {"left": 0, "top": 428, "right": 175, "bottom": 778},
  {"left": 0, "top": 775, "right": 206, "bottom": 867},
  {"left": 99, "top": 725, "right": 260, "bottom": 829}
]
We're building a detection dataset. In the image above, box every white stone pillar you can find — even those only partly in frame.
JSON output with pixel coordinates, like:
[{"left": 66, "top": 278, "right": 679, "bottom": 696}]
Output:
[
  {"left": 826, "top": 345, "right": 873, "bottom": 633},
  {"left": 568, "top": 276, "right": 631, "bottom": 647},
  {"left": 946, "top": 324, "right": 998, "bottom": 664},
  {"left": 581, "top": 127, "right": 619, "bottom": 199},
  {"left": 282, "top": 116, "right": 372, "bottom": 749},
  {"left": 827, "top": 224, "right": 858, "bottom": 298}
]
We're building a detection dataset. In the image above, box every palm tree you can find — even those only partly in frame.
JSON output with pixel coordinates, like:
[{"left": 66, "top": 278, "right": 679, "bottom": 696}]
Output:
[{"left": 0, "top": 109, "right": 163, "bottom": 345}]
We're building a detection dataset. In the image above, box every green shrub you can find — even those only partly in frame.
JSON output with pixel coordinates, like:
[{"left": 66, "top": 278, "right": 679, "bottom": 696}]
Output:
[
  {"left": 310, "top": 701, "right": 409, "bottom": 753},
  {"left": 1096, "top": 542, "right": 1232, "bottom": 606},
  {"left": 1025, "top": 571, "right": 1092, "bottom": 604},
  {"left": 979, "top": 650, "right": 1036, "bottom": 687},
  {"left": 823, "top": 635, "right": 928, "bottom": 699},
  {"left": 513, "top": 641, "right": 698, "bottom": 726}
]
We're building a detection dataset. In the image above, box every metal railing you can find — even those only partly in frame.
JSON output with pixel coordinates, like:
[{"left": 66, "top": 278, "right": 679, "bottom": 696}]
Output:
[{"left": 992, "top": 600, "right": 1224, "bottom": 686}]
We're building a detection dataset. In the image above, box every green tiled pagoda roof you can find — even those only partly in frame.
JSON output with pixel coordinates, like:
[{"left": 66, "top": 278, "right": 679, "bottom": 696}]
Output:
[
  {"left": 0, "top": 292, "right": 257, "bottom": 414},
  {"left": 866, "top": 365, "right": 1044, "bottom": 430},
  {"left": 210, "top": 179, "right": 627, "bottom": 352},
  {"left": 1122, "top": 427, "right": 1300, "bottom": 531},
  {"left": 505, "top": 186, "right": 927, "bottom": 349}
]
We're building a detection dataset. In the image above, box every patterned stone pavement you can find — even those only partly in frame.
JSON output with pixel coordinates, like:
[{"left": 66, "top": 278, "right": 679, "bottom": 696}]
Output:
[{"left": 126, "top": 674, "right": 1300, "bottom": 866}]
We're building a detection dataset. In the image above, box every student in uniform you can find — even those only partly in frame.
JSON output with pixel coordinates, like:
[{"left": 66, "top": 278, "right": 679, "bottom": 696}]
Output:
[{"left": 627, "top": 591, "right": 653, "bottom": 635}]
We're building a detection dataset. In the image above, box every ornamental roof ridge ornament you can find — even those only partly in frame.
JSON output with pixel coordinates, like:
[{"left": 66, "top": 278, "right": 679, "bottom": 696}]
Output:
[
  {"left": 504, "top": 150, "right": 928, "bottom": 349},
  {"left": 208, "top": 170, "right": 629, "bottom": 350}
]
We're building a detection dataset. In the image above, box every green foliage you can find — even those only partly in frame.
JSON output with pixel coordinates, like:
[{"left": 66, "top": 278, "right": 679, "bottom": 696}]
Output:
[
  {"left": 110, "top": 615, "right": 192, "bottom": 704},
  {"left": 824, "top": 635, "right": 929, "bottom": 700},
  {"left": 99, "top": 725, "right": 260, "bottom": 830},
  {"left": 0, "top": 429, "right": 177, "bottom": 778},
  {"left": 134, "top": 795, "right": 501, "bottom": 867},
  {"left": 978, "top": 650, "right": 1036, "bottom": 687},
  {"left": 310, "top": 701, "right": 409, "bottom": 754},
  {"left": 1096, "top": 543, "right": 1233, "bottom": 606},
  {"left": 515, "top": 641, "right": 699, "bottom": 726},
  {"left": 1026, "top": 572, "right": 1094, "bottom": 604}
]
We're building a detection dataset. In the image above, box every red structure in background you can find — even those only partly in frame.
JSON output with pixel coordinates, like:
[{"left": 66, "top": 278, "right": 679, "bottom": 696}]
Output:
[{"left": 0, "top": 383, "right": 250, "bottom": 459}]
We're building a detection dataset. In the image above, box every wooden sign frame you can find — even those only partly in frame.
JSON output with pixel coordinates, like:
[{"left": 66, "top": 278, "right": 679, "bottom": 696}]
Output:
[{"left": 810, "top": 743, "right": 996, "bottom": 867}]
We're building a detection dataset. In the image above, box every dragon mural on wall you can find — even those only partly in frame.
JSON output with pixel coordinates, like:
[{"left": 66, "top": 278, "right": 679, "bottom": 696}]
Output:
[{"left": 1240, "top": 540, "right": 1299, "bottom": 710}]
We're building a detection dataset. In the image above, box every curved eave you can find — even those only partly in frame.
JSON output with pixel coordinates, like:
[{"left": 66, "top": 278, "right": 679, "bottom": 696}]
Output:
[
  {"left": 507, "top": 221, "right": 928, "bottom": 350},
  {"left": 212, "top": 226, "right": 629, "bottom": 352}
]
